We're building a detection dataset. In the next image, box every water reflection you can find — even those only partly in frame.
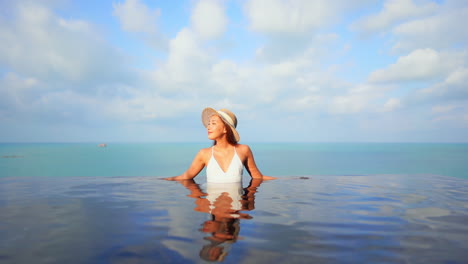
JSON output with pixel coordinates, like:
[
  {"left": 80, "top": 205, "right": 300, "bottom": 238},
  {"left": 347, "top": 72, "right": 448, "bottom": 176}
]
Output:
[{"left": 177, "top": 178, "right": 264, "bottom": 262}]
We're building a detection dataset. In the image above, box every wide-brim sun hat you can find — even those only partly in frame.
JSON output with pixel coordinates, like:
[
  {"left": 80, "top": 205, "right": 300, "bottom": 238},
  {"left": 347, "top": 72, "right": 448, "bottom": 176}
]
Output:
[{"left": 202, "top": 108, "right": 240, "bottom": 142}]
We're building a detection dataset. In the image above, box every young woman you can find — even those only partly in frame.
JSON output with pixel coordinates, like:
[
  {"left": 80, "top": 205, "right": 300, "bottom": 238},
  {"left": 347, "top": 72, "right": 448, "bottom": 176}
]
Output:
[{"left": 165, "top": 107, "right": 276, "bottom": 182}]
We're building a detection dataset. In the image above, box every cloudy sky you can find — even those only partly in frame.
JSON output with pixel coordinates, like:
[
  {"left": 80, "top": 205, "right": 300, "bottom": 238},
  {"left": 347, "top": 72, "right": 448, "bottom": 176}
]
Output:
[{"left": 1, "top": 0, "right": 467, "bottom": 143}]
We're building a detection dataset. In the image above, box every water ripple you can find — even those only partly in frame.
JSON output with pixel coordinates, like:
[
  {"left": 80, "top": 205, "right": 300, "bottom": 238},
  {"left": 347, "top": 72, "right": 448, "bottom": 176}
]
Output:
[{"left": 0, "top": 175, "right": 467, "bottom": 263}]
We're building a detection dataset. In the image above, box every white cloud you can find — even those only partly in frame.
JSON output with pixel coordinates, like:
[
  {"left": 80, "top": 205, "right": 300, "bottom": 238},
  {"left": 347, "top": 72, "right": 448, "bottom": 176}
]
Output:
[
  {"left": 245, "top": 0, "right": 324, "bottom": 34},
  {"left": 430, "top": 101, "right": 468, "bottom": 126},
  {"left": 369, "top": 48, "right": 465, "bottom": 83},
  {"left": 153, "top": 28, "right": 212, "bottom": 89},
  {"left": 321, "top": 81, "right": 401, "bottom": 115},
  {"left": 0, "top": 73, "right": 40, "bottom": 117},
  {"left": 267, "top": 61, "right": 301, "bottom": 77},
  {"left": 151, "top": 25, "right": 325, "bottom": 106},
  {"left": 1, "top": 1, "right": 467, "bottom": 142},
  {"left": 418, "top": 67, "right": 468, "bottom": 100},
  {"left": 382, "top": 98, "right": 402, "bottom": 112},
  {"left": 210, "top": 60, "right": 254, "bottom": 96},
  {"left": 351, "top": 0, "right": 438, "bottom": 35},
  {"left": 392, "top": 6, "right": 468, "bottom": 52},
  {"left": 0, "top": 72, "right": 104, "bottom": 125},
  {"left": 113, "top": 0, "right": 160, "bottom": 34},
  {"left": 278, "top": 95, "right": 323, "bottom": 112},
  {"left": 191, "top": 0, "right": 227, "bottom": 39},
  {"left": 329, "top": 95, "right": 369, "bottom": 114},
  {"left": 0, "top": 2, "right": 168, "bottom": 127},
  {"left": 445, "top": 67, "right": 468, "bottom": 86},
  {"left": 0, "top": 2, "right": 129, "bottom": 86},
  {"left": 103, "top": 90, "right": 196, "bottom": 122},
  {"left": 255, "top": 32, "right": 340, "bottom": 63},
  {"left": 150, "top": 28, "right": 263, "bottom": 106},
  {"left": 0, "top": 70, "right": 195, "bottom": 126},
  {"left": 244, "top": 0, "right": 366, "bottom": 34},
  {"left": 432, "top": 104, "right": 456, "bottom": 114}
]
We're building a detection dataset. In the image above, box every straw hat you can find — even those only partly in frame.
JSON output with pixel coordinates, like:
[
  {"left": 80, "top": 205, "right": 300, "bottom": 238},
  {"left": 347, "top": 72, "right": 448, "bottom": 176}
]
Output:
[{"left": 202, "top": 108, "right": 240, "bottom": 142}]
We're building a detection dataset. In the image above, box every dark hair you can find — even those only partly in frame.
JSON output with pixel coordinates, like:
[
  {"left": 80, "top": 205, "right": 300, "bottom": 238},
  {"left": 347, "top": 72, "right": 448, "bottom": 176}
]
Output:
[{"left": 213, "top": 119, "right": 238, "bottom": 145}]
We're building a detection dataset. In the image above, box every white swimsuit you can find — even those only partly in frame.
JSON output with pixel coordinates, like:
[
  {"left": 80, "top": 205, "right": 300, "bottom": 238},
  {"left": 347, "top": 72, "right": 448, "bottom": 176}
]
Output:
[
  {"left": 206, "top": 146, "right": 243, "bottom": 183},
  {"left": 206, "top": 182, "right": 243, "bottom": 216}
]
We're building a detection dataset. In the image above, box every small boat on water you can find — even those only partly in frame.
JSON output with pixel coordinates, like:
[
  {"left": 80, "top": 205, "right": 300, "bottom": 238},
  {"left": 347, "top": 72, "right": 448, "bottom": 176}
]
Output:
[{"left": 98, "top": 143, "right": 107, "bottom": 147}]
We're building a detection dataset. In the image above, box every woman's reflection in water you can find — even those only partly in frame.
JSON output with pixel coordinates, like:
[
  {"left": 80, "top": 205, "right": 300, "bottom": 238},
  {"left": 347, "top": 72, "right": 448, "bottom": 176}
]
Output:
[{"left": 177, "top": 178, "right": 265, "bottom": 262}]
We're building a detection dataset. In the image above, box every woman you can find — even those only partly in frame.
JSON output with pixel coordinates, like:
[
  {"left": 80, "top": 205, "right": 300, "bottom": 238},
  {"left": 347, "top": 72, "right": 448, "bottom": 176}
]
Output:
[{"left": 165, "top": 107, "right": 276, "bottom": 182}]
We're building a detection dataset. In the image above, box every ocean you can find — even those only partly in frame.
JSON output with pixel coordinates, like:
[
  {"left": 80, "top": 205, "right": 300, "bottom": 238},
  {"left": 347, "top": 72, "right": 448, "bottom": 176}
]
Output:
[
  {"left": 1, "top": 142, "right": 468, "bottom": 263},
  {"left": 1, "top": 142, "right": 467, "bottom": 179}
]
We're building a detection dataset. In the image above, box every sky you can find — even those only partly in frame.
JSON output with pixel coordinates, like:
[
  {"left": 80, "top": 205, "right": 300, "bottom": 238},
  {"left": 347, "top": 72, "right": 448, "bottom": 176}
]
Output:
[{"left": 1, "top": 0, "right": 467, "bottom": 143}]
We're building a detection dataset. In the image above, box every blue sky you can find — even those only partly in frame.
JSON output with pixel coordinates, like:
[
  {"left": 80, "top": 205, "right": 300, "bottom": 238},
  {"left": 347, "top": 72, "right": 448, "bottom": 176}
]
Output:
[{"left": 1, "top": 0, "right": 467, "bottom": 143}]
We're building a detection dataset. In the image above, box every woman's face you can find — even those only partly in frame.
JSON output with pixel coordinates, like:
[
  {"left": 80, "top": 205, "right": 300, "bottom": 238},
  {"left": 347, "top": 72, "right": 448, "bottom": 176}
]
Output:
[{"left": 207, "top": 115, "right": 226, "bottom": 140}]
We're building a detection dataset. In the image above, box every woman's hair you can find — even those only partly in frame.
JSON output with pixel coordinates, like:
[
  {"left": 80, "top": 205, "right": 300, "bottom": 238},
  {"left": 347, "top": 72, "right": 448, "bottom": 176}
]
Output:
[
  {"left": 199, "top": 217, "right": 240, "bottom": 261},
  {"left": 213, "top": 117, "right": 238, "bottom": 145}
]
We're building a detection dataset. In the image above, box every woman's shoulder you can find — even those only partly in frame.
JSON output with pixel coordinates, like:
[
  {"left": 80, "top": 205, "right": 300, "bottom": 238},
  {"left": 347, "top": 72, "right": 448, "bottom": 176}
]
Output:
[
  {"left": 235, "top": 144, "right": 254, "bottom": 162},
  {"left": 235, "top": 144, "right": 252, "bottom": 154},
  {"left": 194, "top": 147, "right": 212, "bottom": 164},
  {"left": 199, "top": 146, "right": 212, "bottom": 155}
]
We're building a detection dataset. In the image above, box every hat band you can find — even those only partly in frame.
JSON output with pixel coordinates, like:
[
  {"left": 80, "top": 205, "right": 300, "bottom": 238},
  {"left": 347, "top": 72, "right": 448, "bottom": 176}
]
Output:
[{"left": 217, "top": 111, "right": 235, "bottom": 128}]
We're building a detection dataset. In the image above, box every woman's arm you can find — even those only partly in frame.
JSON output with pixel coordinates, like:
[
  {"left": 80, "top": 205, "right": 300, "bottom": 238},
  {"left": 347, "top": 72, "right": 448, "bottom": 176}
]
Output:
[
  {"left": 176, "top": 179, "right": 207, "bottom": 198},
  {"left": 174, "top": 179, "right": 211, "bottom": 213},
  {"left": 165, "top": 150, "right": 206, "bottom": 181},
  {"left": 243, "top": 145, "right": 277, "bottom": 180},
  {"left": 241, "top": 178, "right": 263, "bottom": 211}
]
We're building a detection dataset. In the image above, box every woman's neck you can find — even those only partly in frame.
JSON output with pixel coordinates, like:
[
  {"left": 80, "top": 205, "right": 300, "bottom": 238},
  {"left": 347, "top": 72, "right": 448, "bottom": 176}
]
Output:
[{"left": 214, "top": 138, "right": 232, "bottom": 149}]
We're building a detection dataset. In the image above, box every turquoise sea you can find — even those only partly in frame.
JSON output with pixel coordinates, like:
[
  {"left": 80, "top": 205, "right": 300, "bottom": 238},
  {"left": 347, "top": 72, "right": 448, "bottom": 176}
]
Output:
[
  {"left": 1, "top": 142, "right": 468, "bottom": 263},
  {"left": 1, "top": 142, "right": 467, "bottom": 179}
]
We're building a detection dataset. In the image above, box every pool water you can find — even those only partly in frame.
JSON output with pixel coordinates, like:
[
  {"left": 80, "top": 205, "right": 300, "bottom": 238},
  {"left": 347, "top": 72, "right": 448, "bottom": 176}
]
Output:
[{"left": 1, "top": 174, "right": 467, "bottom": 263}]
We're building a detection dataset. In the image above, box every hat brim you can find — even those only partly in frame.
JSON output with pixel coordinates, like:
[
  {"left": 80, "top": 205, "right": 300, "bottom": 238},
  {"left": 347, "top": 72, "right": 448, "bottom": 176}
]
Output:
[{"left": 202, "top": 107, "right": 240, "bottom": 143}]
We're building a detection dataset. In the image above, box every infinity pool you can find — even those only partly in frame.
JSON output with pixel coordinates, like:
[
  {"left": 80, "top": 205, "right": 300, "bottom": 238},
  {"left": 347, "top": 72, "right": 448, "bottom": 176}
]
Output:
[{"left": 1, "top": 175, "right": 467, "bottom": 263}]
